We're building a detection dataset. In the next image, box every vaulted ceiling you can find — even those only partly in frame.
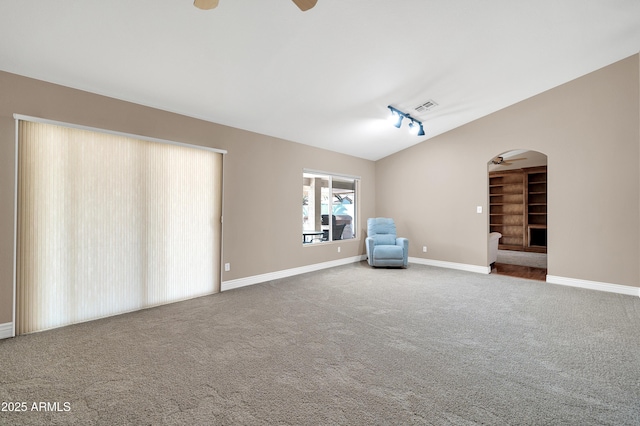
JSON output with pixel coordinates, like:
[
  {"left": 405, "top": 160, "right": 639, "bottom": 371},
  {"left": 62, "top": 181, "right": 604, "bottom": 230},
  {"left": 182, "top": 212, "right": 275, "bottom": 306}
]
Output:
[{"left": 1, "top": 1, "right": 639, "bottom": 160}]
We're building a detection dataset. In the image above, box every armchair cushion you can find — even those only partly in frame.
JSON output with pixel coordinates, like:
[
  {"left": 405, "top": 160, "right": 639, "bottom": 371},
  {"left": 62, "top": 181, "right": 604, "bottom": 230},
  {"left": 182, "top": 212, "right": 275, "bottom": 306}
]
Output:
[
  {"left": 374, "top": 245, "right": 403, "bottom": 259},
  {"left": 373, "top": 234, "right": 396, "bottom": 246}
]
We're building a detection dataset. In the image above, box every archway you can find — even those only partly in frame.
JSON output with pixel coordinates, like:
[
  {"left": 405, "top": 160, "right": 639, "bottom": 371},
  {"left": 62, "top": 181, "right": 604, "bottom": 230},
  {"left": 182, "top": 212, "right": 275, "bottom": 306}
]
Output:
[{"left": 488, "top": 149, "right": 548, "bottom": 280}]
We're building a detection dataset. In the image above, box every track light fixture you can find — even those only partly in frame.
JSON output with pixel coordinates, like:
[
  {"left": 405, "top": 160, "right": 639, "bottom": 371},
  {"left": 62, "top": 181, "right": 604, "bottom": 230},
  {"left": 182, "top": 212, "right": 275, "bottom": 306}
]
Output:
[{"left": 387, "top": 106, "right": 425, "bottom": 136}]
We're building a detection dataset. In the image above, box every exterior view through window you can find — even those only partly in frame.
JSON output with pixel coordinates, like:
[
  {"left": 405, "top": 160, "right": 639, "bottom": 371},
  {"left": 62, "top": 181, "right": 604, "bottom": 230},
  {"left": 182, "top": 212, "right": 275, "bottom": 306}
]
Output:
[{"left": 302, "top": 171, "right": 357, "bottom": 244}]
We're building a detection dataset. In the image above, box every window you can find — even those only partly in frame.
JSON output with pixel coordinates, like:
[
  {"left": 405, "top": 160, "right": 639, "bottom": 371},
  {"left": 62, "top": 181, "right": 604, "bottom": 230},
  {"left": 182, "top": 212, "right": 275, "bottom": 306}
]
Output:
[{"left": 302, "top": 170, "right": 358, "bottom": 244}]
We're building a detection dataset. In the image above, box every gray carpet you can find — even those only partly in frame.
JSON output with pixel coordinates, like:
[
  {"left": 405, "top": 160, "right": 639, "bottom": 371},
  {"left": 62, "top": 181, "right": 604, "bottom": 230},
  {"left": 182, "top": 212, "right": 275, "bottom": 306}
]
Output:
[
  {"left": 497, "top": 249, "right": 547, "bottom": 268},
  {"left": 1, "top": 262, "right": 639, "bottom": 425}
]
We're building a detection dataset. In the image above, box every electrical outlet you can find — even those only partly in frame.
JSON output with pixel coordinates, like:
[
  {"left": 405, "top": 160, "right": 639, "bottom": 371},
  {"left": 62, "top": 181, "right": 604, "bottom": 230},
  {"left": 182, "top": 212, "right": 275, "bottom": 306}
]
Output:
[
  {"left": 224, "top": 263, "right": 230, "bottom": 272},
  {"left": 422, "top": 246, "right": 427, "bottom": 253},
  {"left": 338, "top": 246, "right": 341, "bottom": 253},
  {"left": 476, "top": 206, "right": 483, "bottom": 214}
]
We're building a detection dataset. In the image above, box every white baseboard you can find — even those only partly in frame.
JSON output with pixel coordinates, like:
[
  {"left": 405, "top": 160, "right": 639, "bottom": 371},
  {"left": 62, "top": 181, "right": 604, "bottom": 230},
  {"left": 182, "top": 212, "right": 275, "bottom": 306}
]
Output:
[
  {"left": 409, "top": 257, "right": 491, "bottom": 274},
  {"left": 220, "top": 256, "right": 639, "bottom": 299},
  {"left": 221, "top": 255, "right": 367, "bottom": 291},
  {"left": 546, "top": 275, "right": 640, "bottom": 297},
  {"left": 0, "top": 322, "right": 14, "bottom": 340}
]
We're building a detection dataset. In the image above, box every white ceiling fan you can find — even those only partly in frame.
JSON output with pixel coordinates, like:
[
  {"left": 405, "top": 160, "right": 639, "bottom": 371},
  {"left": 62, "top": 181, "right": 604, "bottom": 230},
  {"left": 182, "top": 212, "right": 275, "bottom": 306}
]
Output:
[
  {"left": 491, "top": 156, "right": 527, "bottom": 166},
  {"left": 194, "top": 0, "right": 318, "bottom": 11}
]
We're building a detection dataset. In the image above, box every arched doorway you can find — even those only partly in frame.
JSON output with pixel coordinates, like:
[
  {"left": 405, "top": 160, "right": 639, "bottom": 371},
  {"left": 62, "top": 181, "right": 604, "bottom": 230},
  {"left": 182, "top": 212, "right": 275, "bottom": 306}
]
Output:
[{"left": 488, "top": 149, "right": 547, "bottom": 280}]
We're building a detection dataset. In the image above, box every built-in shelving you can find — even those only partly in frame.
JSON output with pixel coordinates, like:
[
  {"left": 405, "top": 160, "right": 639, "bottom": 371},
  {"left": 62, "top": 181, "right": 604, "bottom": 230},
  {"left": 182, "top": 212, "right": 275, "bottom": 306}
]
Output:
[
  {"left": 525, "top": 167, "right": 547, "bottom": 252},
  {"left": 489, "top": 166, "right": 547, "bottom": 253}
]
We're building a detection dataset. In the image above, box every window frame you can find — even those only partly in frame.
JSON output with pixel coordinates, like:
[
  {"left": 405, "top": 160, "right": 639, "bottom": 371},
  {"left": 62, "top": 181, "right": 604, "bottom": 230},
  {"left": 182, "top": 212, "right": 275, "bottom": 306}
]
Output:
[{"left": 302, "top": 169, "right": 359, "bottom": 245}]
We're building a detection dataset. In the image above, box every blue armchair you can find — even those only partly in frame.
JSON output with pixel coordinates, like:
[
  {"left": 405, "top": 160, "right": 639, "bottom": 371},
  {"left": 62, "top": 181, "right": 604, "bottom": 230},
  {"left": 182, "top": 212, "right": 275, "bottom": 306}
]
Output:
[{"left": 365, "top": 218, "right": 409, "bottom": 268}]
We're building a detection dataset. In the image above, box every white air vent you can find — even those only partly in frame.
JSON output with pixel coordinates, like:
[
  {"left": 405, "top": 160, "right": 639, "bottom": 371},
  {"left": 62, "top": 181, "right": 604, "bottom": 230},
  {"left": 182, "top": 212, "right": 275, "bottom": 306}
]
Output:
[{"left": 414, "top": 99, "right": 438, "bottom": 113}]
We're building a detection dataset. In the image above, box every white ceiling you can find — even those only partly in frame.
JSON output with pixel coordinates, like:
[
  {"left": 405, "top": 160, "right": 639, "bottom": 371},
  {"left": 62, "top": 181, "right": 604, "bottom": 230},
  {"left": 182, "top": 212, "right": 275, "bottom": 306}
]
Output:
[
  {"left": 488, "top": 149, "right": 547, "bottom": 172},
  {"left": 1, "top": 0, "right": 639, "bottom": 161}
]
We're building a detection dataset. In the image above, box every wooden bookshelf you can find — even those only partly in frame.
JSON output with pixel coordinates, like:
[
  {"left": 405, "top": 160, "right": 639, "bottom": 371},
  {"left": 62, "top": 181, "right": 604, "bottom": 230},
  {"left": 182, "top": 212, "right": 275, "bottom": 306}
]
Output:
[
  {"left": 489, "top": 171, "right": 525, "bottom": 250},
  {"left": 525, "top": 167, "right": 547, "bottom": 252}
]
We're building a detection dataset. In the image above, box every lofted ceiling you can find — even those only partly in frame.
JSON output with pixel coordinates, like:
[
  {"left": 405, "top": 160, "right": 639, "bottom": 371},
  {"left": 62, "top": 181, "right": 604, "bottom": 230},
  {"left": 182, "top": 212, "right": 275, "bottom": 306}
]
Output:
[{"left": 1, "top": 1, "right": 639, "bottom": 161}]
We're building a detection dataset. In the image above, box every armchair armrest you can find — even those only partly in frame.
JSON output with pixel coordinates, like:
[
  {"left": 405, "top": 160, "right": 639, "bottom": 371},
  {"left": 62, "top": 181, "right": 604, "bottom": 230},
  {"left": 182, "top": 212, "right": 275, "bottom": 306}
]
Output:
[
  {"left": 396, "top": 237, "right": 409, "bottom": 267},
  {"left": 365, "top": 237, "right": 375, "bottom": 265}
]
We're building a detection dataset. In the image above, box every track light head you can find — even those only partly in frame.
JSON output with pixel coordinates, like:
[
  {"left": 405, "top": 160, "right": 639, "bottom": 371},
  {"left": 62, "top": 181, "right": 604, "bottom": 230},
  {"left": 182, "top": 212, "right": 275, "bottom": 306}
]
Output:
[
  {"left": 388, "top": 106, "right": 403, "bottom": 128},
  {"left": 408, "top": 120, "right": 419, "bottom": 135},
  {"left": 417, "top": 122, "right": 425, "bottom": 136}
]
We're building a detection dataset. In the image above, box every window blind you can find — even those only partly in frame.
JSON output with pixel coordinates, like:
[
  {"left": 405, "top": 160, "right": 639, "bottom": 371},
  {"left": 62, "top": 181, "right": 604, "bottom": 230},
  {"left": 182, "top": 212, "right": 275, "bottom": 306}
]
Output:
[{"left": 16, "top": 119, "right": 222, "bottom": 335}]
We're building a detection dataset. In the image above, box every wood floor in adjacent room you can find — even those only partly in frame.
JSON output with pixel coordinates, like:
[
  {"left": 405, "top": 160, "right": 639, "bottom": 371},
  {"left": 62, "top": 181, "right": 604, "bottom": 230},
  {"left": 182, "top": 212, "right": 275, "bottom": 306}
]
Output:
[
  {"left": 492, "top": 262, "right": 547, "bottom": 281},
  {"left": 492, "top": 249, "right": 547, "bottom": 281}
]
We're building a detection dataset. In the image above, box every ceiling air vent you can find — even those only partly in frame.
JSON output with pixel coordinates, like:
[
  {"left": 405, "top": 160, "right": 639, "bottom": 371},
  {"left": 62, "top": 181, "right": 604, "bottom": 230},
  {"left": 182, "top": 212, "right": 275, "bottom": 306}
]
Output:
[{"left": 414, "top": 99, "right": 438, "bottom": 113}]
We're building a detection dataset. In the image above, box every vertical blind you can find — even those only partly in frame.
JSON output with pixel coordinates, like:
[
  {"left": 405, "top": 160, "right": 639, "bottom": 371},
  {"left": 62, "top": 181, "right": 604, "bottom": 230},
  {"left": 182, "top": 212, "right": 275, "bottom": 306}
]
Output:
[{"left": 16, "top": 120, "right": 223, "bottom": 335}]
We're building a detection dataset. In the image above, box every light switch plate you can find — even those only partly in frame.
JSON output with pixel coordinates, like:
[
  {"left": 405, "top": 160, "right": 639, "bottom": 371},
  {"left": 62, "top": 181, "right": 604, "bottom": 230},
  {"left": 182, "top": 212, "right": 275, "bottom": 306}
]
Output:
[{"left": 476, "top": 206, "right": 483, "bottom": 213}]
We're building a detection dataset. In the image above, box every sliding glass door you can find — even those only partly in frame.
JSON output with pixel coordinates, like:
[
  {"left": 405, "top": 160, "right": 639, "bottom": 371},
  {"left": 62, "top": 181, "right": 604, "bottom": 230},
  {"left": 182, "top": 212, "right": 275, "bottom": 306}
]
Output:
[{"left": 16, "top": 119, "right": 223, "bottom": 334}]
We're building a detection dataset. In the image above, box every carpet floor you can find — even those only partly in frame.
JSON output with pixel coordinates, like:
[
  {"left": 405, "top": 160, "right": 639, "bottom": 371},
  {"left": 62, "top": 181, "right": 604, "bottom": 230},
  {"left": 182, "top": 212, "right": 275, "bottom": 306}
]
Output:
[{"left": 1, "top": 262, "right": 639, "bottom": 425}]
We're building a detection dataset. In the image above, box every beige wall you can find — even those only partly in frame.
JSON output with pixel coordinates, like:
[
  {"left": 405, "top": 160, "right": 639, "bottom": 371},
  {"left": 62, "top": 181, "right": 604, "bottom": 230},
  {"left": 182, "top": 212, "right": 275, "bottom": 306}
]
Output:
[
  {"left": 1, "top": 54, "right": 638, "bottom": 326},
  {"left": 377, "top": 54, "right": 640, "bottom": 287},
  {"left": 0, "top": 72, "right": 376, "bottom": 325}
]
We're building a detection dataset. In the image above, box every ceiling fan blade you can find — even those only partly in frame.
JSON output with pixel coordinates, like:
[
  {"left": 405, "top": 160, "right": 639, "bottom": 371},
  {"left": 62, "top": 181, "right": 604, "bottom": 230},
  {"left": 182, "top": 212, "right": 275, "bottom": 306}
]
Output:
[
  {"left": 292, "top": 0, "right": 318, "bottom": 11},
  {"left": 194, "top": 0, "right": 219, "bottom": 10}
]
